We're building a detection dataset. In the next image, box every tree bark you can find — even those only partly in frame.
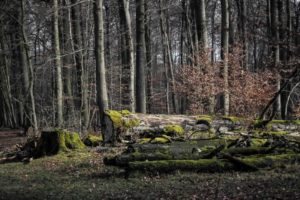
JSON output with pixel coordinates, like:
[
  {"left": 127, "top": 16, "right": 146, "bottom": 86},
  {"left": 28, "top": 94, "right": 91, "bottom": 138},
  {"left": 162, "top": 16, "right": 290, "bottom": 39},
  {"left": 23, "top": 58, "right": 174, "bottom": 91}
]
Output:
[
  {"left": 20, "top": 0, "right": 38, "bottom": 130},
  {"left": 221, "top": 0, "right": 230, "bottom": 116},
  {"left": 71, "top": 0, "right": 89, "bottom": 130},
  {"left": 135, "top": 0, "right": 147, "bottom": 113},
  {"left": 119, "top": 0, "right": 135, "bottom": 112},
  {"left": 94, "top": 0, "right": 109, "bottom": 129},
  {"left": 53, "top": 0, "right": 64, "bottom": 127}
]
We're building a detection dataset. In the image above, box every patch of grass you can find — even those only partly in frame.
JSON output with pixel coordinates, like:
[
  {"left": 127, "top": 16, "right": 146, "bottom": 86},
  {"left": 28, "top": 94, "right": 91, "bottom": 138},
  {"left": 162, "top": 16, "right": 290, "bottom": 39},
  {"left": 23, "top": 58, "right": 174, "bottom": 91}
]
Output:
[{"left": 1, "top": 150, "right": 300, "bottom": 199}]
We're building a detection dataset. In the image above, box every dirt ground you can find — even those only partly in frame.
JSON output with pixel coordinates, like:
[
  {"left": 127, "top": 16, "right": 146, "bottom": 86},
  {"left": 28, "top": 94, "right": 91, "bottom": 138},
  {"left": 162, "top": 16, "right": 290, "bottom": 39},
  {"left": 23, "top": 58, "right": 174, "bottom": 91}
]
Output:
[{"left": 0, "top": 129, "right": 26, "bottom": 152}]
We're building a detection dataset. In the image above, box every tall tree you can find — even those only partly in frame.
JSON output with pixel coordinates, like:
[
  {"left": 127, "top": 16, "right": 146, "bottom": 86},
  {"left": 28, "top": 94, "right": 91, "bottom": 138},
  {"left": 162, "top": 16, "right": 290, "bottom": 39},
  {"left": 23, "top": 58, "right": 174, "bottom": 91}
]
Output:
[
  {"left": 119, "top": 0, "right": 135, "bottom": 112},
  {"left": 270, "top": 0, "right": 282, "bottom": 118},
  {"left": 71, "top": 0, "right": 89, "bottom": 130},
  {"left": 94, "top": 0, "right": 109, "bottom": 123},
  {"left": 135, "top": 0, "right": 146, "bottom": 113},
  {"left": 53, "top": 0, "right": 64, "bottom": 127},
  {"left": 159, "top": 0, "right": 179, "bottom": 114},
  {"left": 221, "top": 0, "right": 230, "bottom": 116},
  {"left": 18, "top": 0, "right": 38, "bottom": 130},
  {"left": 196, "top": 0, "right": 208, "bottom": 49}
]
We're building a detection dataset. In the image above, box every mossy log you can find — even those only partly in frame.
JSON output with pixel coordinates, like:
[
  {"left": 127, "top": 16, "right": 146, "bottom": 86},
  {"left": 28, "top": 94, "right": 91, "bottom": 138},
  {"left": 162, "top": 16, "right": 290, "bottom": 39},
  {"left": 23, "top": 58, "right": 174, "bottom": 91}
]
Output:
[
  {"left": 222, "top": 147, "right": 277, "bottom": 156},
  {"left": 103, "top": 110, "right": 195, "bottom": 144},
  {"left": 219, "top": 153, "right": 258, "bottom": 171},
  {"left": 127, "top": 154, "right": 300, "bottom": 173},
  {"left": 104, "top": 146, "right": 226, "bottom": 167},
  {"left": 102, "top": 110, "right": 246, "bottom": 145}
]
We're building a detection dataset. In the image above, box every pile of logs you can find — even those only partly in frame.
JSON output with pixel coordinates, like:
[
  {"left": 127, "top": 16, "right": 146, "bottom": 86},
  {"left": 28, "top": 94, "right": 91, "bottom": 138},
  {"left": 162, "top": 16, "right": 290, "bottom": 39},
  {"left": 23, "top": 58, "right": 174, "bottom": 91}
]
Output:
[{"left": 103, "top": 111, "right": 300, "bottom": 173}]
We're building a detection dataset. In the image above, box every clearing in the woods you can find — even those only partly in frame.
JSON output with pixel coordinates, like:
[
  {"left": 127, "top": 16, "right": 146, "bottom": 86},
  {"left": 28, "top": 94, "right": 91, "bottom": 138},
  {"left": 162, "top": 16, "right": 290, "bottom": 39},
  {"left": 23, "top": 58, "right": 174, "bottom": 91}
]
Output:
[
  {"left": 1, "top": 114, "right": 300, "bottom": 199},
  {"left": 0, "top": 142, "right": 299, "bottom": 199}
]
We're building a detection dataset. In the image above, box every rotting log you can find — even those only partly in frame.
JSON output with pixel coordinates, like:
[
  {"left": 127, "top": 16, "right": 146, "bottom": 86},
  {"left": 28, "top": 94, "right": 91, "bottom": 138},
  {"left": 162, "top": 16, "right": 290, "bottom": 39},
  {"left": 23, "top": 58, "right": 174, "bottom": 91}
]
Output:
[
  {"left": 220, "top": 153, "right": 258, "bottom": 171},
  {"left": 222, "top": 147, "right": 278, "bottom": 156},
  {"left": 102, "top": 110, "right": 246, "bottom": 145},
  {"left": 127, "top": 159, "right": 234, "bottom": 173},
  {"left": 126, "top": 153, "right": 300, "bottom": 173},
  {"left": 104, "top": 145, "right": 226, "bottom": 167}
]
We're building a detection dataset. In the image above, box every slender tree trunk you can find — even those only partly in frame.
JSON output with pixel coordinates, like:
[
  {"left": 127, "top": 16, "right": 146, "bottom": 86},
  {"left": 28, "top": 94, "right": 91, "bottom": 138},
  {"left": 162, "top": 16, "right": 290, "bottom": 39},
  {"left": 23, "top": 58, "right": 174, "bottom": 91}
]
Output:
[
  {"left": 94, "top": 0, "right": 109, "bottom": 127},
  {"left": 135, "top": 0, "right": 146, "bottom": 113},
  {"left": 20, "top": 0, "right": 38, "bottom": 130},
  {"left": 159, "top": 0, "right": 179, "bottom": 114},
  {"left": 53, "top": 0, "right": 64, "bottom": 127},
  {"left": 62, "top": 0, "right": 75, "bottom": 125},
  {"left": 240, "top": 0, "right": 249, "bottom": 69},
  {"left": 270, "top": 0, "right": 281, "bottom": 119},
  {"left": 71, "top": 0, "right": 89, "bottom": 130},
  {"left": 221, "top": 0, "right": 230, "bottom": 116},
  {"left": 145, "top": 1, "right": 153, "bottom": 114},
  {"left": 119, "top": 0, "right": 135, "bottom": 112}
]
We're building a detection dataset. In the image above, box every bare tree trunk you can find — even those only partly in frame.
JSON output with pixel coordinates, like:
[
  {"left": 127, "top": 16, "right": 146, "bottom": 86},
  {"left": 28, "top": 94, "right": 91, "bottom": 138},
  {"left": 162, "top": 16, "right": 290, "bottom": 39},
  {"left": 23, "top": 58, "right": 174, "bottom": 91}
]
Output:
[
  {"left": 135, "top": 0, "right": 146, "bottom": 113},
  {"left": 71, "top": 0, "right": 89, "bottom": 130},
  {"left": 145, "top": 1, "right": 153, "bottom": 114},
  {"left": 94, "top": 0, "right": 109, "bottom": 128},
  {"left": 270, "top": 0, "right": 281, "bottom": 119},
  {"left": 20, "top": 0, "right": 38, "bottom": 130},
  {"left": 62, "top": 0, "right": 75, "bottom": 126},
  {"left": 221, "top": 0, "right": 230, "bottom": 116},
  {"left": 240, "top": 0, "right": 249, "bottom": 69},
  {"left": 159, "top": 0, "right": 179, "bottom": 114},
  {"left": 119, "top": 0, "right": 135, "bottom": 112},
  {"left": 53, "top": 0, "right": 64, "bottom": 127}
]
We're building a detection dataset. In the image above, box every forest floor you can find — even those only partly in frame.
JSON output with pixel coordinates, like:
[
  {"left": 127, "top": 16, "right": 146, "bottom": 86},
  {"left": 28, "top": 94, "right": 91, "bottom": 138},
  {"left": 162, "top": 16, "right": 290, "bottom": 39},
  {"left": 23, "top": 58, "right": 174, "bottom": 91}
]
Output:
[{"left": 0, "top": 130, "right": 300, "bottom": 200}]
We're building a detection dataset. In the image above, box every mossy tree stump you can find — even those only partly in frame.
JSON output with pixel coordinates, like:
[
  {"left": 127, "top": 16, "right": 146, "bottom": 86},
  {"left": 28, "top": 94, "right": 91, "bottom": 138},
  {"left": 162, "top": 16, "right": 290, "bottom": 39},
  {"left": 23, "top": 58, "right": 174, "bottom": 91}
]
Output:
[{"left": 34, "top": 129, "right": 85, "bottom": 157}]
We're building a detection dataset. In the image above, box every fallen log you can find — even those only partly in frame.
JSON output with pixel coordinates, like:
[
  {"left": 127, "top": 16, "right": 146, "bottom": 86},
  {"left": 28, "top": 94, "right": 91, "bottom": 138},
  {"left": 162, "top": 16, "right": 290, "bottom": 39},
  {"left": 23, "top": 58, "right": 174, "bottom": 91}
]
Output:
[
  {"left": 104, "top": 144, "right": 227, "bottom": 167},
  {"left": 222, "top": 146, "right": 278, "bottom": 156},
  {"left": 220, "top": 153, "right": 258, "bottom": 171},
  {"left": 126, "top": 153, "right": 300, "bottom": 173},
  {"left": 102, "top": 110, "right": 247, "bottom": 144},
  {"left": 127, "top": 159, "right": 234, "bottom": 173}
]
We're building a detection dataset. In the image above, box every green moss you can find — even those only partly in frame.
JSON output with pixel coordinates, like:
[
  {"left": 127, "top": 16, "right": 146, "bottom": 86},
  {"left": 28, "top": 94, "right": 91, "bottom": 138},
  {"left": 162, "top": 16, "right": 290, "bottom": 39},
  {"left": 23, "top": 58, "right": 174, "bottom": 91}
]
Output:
[
  {"left": 84, "top": 134, "right": 103, "bottom": 147},
  {"left": 120, "top": 110, "right": 131, "bottom": 115},
  {"left": 66, "top": 132, "right": 86, "bottom": 150},
  {"left": 151, "top": 136, "right": 171, "bottom": 144},
  {"left": 163, "top": 125, "right": 184, "bottom": 136},
  {"left": 124, "top": 118, "right": 140, "bottom": 128},
  {"left": 251, "top": 139, "right": 268, "bottom": 147},
  {"left": 139, "top": 138, "right": 152, "bottom": 144},
  {"left": 128, "top": 159, "right": 229, "bottom": 172},
  {"left": 55, "top": 129, "right": 85, "bottom": 153},
  {"left": 105, "top": 110, "right": 140, "bottom": 129},
  {"left": 242, "top": 153, "right": 300, "bottom": 168},
  {"left": 105, "top": 110, "right": 123, "bottom": 128},
  {"left": 57, "top": 129, "right": 68, "bottom": 152},
  {"left": 294, "top": 120, "right": 300, "bottom": 125}
]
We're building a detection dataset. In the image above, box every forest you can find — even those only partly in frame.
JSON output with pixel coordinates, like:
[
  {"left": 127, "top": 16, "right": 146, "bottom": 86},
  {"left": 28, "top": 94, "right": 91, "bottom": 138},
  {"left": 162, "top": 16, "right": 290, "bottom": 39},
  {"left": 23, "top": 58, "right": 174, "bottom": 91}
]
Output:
[{"left": 0, "top": 0, "right": 300, "bottom": 199}]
